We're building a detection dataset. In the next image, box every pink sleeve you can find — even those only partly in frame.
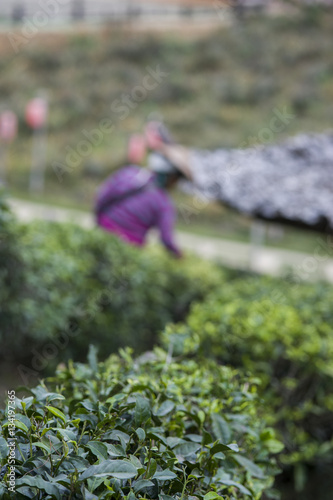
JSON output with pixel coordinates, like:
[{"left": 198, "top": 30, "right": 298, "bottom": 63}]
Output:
[{"left": 157, "top": 197, "right": 182, "bottom": 257}]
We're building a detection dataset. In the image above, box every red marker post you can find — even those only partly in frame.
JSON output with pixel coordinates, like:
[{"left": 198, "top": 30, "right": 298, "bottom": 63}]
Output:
[
  {"left": 26, "top": 96, "right": 48, "bottom": 193},
  {"left": 0, "top": 110, "right": 18, "bottom": 185}
]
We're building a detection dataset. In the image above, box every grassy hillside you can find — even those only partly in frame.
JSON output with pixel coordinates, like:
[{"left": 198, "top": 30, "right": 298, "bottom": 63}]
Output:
[{"left": 1, "top": 8, "right": 333, "bottom": 240}]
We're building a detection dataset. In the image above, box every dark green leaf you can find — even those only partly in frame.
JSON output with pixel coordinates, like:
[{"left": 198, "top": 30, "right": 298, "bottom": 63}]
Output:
[
  {"left": 233, "top": 455, "right": 265, "bottom": 479},
  {"left": 80, "top": 459, "right": 138, "bottom": 481},
  {"left": 133, "top": 479, "right": 154, "bottom": 493},
  {"left": 135, "top": 395, "right": 151, "bottom": 427},
  {"left": 210, "top": 443, "right": 238, "bottom": 456},
  {"left": 154, "top": 400, "right": 175, "bottom": 417},
  {"left": 16, "top": 477, "right": 64, "bottom": 499},
  {"left": 135, "top": 427, "right": 145, "bottom": 441},
  {"left": 153, "top": 470, "right": 177, "bottom": 481},
  {"left": 204, "top": 493, "right": 224, "bottom": 500},
  {"left": 45, "top": 406, "right": 66, "bottom": 424},
  {"left": 146, "top": 458, "right": 157, "bottom": 479},
  {"left": 0, "top": 437, "right": 8, "bottom": 460},
  {"left": 186, "top": 434, "right": 202, "bottom": 443},
  {"left": 85, "top": 441, "right": 108, "bottom": 460},
  {"left": 87, "top": 476, "right": 105, "bottom": 493},
  {"left": 202, "top": 430, "right": 213, "bottom": 445},
  {"left": 173, "top": 442, "right": 201, "bottom": 458},
  {"left": 219, "top": 479, "right": 252, "bottom": 496},
  {"left": 211, "top": 414, "right": 231, "bottom": 444}
]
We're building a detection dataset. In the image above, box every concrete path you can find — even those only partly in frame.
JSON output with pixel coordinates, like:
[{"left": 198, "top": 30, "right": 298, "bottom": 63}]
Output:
[{"left": 9, "top": 198, "right": 333, "bottom": 283}]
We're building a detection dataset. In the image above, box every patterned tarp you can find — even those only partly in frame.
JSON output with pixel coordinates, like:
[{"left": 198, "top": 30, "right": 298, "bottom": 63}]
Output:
[{"left": 182, "top": 132, "right": 333, "bottom": 231}]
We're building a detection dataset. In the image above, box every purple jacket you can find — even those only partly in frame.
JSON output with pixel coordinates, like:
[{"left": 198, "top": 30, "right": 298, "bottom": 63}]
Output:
[{"left": 96, "top": 166, "right": 181, "bottom": 256}]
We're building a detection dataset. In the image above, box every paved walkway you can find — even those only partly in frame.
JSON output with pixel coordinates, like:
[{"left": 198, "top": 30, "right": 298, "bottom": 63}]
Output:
[{"left": 9, "top": 198, "right": 333, "bottom": 283}]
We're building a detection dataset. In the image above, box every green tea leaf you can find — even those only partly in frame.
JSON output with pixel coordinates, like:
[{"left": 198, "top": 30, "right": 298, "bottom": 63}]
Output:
[
  {"left": 233, "top": 455, "right": 265, "bottom": 479},
  {"left": 210, "top": 443, "right": 239, "bottom": 455},
  {"left": 211, "top": 413, "right": 231, "bottom": 444},
  {"left": 45, "top": 406, "right": 66, "bottom": 424},
  {"left": 16, "top": 476, "right": 63, "bottom": 498},
  {"left": 80, "top": 460, "right": 138, "bottom": 481},
  {"left": 219, "top": 479, "right": 252, "bottom": 496},
  {"left": 204, "top": 493, "right": 224, "bottom": 500},
  {"left": 133, "top": 479, "right": 154, "bottom": 492},
  {"left": 146, "top": 458, "right": 157, "bottom": 479},
  {"left": 135, "top": 427, "right": 145, "bottom": 441},
  {"left": 13, "top": 420, "right": 29, "bottom": 433},
  {"left": 154, "top": 400, "right": 175, "bottom": 417},
  {"left": 15, "top": 414, "right": 31, "bottom": 430},
  {"left": 186, "top": 434, "right": 202, "bottom": 443},
  {"left": 44, "top": 393, "right": 66, "bottom": 402},
  {"left": 82, "top": 487, "right": 98, "bottom": 500},
  {"left": 87, "top": 476, "right": 105, "bottom": 493},
  {"left": 135, "top": 395, "right": 151, "bottom": 427},
  {"left": 34, "top": 442, "right": 51, "bottom": 453},
  {"left": 264, "top": 439, "right": 285, "bottom": 453},
  {"left": 85, "top": 441, "right": 108, "bottom": 460},
  {"left": 0, "top": 437, "right": 8, "bottom": 459},
  {"left": 153, "top": 470, "right": 177, "bottom": 481},
  {"left": 174, "top": 441, "right": 201, "bottom": 458},
  {"left": 106, "top": 443, "right": 126, "bottom": 457}
]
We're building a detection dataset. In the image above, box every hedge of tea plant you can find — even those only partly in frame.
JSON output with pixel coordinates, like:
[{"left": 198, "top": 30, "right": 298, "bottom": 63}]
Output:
[
  {"left": 0, "top": 191, "right": 225, "bottom": 367},
  {"left": 0, "top": 193, "right": 26, "bottom": 350},
  {"left": 161, "top": 274, "right": 333, "bottom": 470},
  {"left": 0, "top": 346, "right": 281, "bottom": 499}
]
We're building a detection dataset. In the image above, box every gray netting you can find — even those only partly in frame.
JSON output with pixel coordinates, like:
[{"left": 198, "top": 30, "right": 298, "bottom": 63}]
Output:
[{"left": 182, "top": 132, "right": 333, "bottom": 230}]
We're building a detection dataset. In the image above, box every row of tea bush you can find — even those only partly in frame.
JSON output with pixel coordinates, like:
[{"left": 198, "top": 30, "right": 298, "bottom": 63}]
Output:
[
  {"left": 1, "top": 192, "right": 332, "bottom": 497},
  {"left": 0, "top": 191, "right": 225, "bottom": 373},
  {"left": 162, "top": 273, "right": 333, "bottom": 477},
  {"left": 0, "top": 346, "right": 281, "bottom": 499}
]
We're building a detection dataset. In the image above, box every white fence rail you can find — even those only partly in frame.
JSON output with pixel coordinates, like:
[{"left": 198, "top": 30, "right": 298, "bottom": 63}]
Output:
[
  {"left": 0, "top": 1, "right": 332, "bottom": 26},
  {"left": 0, "top": 1, "right": 266, "bottom": 25}
]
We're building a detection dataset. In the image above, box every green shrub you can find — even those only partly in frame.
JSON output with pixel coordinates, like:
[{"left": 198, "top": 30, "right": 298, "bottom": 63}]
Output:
[
  {"left": 0, "top": 190, "right": 26, "bottom": 356},
  {"left": 0, "top": 347, "right": 281, "bottom": 499},
  {"left": 161, "top": 274, "right": 333, "bottom": 469},
  {"left": 110, "top": 36, "right": 163, "bottom": 64},
  {"left": 25, "top": 49, "right": 62, "bottom": 71},
  {"left": 0, "top": 195, "right": 225, "bottom": 371}
]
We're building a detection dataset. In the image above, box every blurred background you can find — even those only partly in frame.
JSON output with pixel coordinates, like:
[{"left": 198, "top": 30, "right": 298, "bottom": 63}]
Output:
[
  {"left": 1, "top": 2, "right": 333, "bottom": 499},
  {"left": 0, "top": 0, "right": 333, "bottom": 260}
]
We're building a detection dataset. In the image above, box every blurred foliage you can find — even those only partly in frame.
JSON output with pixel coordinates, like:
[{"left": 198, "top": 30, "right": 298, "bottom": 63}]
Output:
[
  {"left": 1, "top": 8, "right": 333, "bottom": 204},
  {"left": 0, "top": 346, "right": 281, "bottom": 499},
  {"left": 1, "top": 192, "right": 333, "bottom": 495},
  {"left": 162, "top": 273, "right": 333, "bottom": 473},
  {"left": 0, "top": 192, "right": 225, "bottom": 372},
  {"left": 0, "top": 190, "right": 25, "bottom": 357}
]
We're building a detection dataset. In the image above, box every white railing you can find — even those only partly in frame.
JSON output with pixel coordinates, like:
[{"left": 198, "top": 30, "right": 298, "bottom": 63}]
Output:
[
  {"left": 0, "top": 1, "right": 332, "bottom": 25},
  {"left": 0, "top": 1, "right": 247, "bottom": 24}
]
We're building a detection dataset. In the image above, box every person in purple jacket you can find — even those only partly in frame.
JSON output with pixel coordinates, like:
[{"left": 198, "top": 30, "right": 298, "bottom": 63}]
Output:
[{"left": 95, "top": 133, "right": 191, "bottom": 258}]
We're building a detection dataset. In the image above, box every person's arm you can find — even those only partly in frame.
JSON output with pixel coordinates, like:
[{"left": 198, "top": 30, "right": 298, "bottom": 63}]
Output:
[
  {"left": 157, "top": 199, "right": 182, "bottom": 258},
  {"left": 145, "top": 122, "right": 193, "bottom": 180},
  {"left": 146, "top": 135, "right": 193, "bottom": 181},
  {"left": 158, "top": 144, "right": 193, "bottom": 181}
]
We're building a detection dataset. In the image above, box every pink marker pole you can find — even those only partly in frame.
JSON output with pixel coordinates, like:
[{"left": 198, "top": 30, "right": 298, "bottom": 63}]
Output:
[
  {"left": 26, "top": 95, "right": 48, "bottom": 194},
  {"left": 0, "top": 110, "right": 18, "bottom": 185}
]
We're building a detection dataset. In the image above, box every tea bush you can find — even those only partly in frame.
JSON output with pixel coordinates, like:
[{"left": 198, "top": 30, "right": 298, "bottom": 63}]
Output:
[
  {"left": 162, "top": 274, "right": 333, "bottom": 469},
  {"left": 0, "top": 194, "right": 225, "bottom": 368},
  {"left": 0, "top": 191, "right": 26, "bottom": 358},
  {"left": 0, "top": 347, "right": 281, "bottom": 499}
]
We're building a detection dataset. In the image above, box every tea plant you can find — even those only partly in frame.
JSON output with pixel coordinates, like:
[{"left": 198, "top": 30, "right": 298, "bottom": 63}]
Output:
[
  {"left": 0, "top": 347, "right": 281, "bottom": 499},
  {"left": 162, "top": 274, "right": 333, "bottom": 470},
  {"left": 0, "top": 192, "right": 225, "bottom": 367}
]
